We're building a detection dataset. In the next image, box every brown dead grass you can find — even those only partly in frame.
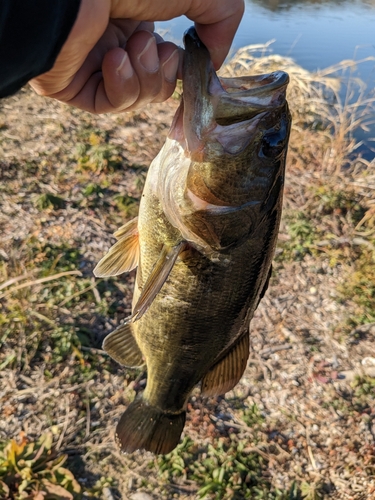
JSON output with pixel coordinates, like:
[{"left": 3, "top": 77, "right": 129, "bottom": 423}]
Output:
[{"left": 1, "top": 45, "right": 375, "bottom": 499}]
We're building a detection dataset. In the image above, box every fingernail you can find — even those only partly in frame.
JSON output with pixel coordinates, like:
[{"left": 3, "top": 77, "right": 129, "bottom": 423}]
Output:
[
  {"left": 162, "top": 49, "right": 179, "bottom": 83},
  {"left": 138, "top": 37, "right": 159, "bottom": 73},
  {"left": 116, "top": 52, "right": 133, "bottom": 79}
]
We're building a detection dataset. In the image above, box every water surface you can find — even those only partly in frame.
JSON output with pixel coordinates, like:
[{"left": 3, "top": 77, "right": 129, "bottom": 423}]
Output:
[
  {"left": 158, "top": 0, "right": 375, "bottom": 158},
  {"left": 160, "top": 0, "right": 375, "bottom": 79}
]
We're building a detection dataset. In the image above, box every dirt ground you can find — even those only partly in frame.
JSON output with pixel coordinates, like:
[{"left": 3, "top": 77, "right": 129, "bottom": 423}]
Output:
[{"left": 0, "top": 56, "right": 375, "bottom": 500}]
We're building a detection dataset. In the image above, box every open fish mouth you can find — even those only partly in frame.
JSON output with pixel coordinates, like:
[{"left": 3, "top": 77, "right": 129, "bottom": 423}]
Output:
[
  {"left": 176, "top": 27, "right": 289, "bottom": 158},
  {"left": 182, "top": 26, "right": 289, "bottom": 132},
  {"left": 215, "top": 71, "right": 289, "bottom": 124}
]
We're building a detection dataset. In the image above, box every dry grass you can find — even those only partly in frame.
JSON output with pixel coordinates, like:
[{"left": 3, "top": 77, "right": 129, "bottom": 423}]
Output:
[{"left": 0, "top": 44, "right": 375, "bottom": 499}]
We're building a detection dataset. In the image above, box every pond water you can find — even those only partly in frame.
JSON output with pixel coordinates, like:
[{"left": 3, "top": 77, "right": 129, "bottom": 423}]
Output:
[{"left": 158, "top": 0, "right": 375, "bottom": 159}]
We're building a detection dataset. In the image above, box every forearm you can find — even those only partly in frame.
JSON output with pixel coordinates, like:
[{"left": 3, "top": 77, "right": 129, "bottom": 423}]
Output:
[{"left": 0, "top": 0, "right": 81, "bottom": 97}]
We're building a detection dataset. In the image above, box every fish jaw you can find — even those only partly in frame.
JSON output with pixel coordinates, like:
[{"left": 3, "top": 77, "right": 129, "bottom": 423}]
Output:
[
  {"left": 160, "top": 27, "right": 291, "bottom": 253},
  {"left": 163, "top": 27, "right": 292, "bottom": 239},
  {"left": 169, "top": 26, "right": 290, "bottom": 163},
  {"left": 176, "top": 27, "right": 223, "bottom": 158}
]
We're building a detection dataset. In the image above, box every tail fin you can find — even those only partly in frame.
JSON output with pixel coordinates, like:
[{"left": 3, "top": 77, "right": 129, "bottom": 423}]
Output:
[{"left": 115, "top": 395, "right": 186, "bottom": 455}]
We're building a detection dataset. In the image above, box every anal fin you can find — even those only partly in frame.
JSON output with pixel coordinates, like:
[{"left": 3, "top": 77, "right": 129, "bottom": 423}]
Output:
[
  {"left": 94, "top": 217, "right": 139, "bottom": 277},
  {"left": 132, "top": 241, "right": 186, "bottom": 321},
  {"left": 201, "top": 333, "right": 249, "bottom": 397},
  {"left": 102, "top": 322, "right": 144, "bottom": 368}
]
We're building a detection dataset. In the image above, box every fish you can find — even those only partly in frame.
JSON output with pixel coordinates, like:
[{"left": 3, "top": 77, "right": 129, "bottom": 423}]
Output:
[{"left": 94, "top": 26, "right": 291, "bottom": 455}]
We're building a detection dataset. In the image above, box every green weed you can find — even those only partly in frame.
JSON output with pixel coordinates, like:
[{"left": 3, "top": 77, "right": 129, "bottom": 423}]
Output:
[
  {"left": 300, "top": 481, "right": 325, "bottom": 500},
  {"left": 0, "top": 433, "right": 117, "bottom": 499},
  {"left": 37, "top": 244, "right": 81, "bottom": 275},
  {"left": 85, "top": 476, "right": 117, "bottom": 498},
  {"left": 352, "top": 375, "right": 375, "bottom": 397},
  {"left": 75, "top": 132, "right": 123, "bottom": 173},
  {"left": 278, "top": 211, "right": 317, "bottom": 261},
  {"left": 338, "top": 249, "right": 375, "bottom": 330},
  {"left": 34, "top": 193, "right": 66, "bottom": 211},
  {"left": 311, "top": 184, "right": 364, "bottom": 223},
  {"left": 241, "top": 404, "right": 265, "bottom": 427},
  {"left": 82, "top": 183, "right": 105, "bottom": 197},
  {"left": 114, "top": 194, "right": 139, "bottom": 218},
  {"left": 0, "top": 433, "right": 81, "bottom": 500},
  {"left": 134, "top": 172, "right": 146, "bottom": 194},
  {"left": 155, "top": 436, "right": 309, "bottom": 499}
]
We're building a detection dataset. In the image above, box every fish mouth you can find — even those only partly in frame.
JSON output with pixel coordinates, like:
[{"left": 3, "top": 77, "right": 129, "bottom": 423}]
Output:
[
  {"left": 216, "top": 71, "right": 289, "bottom": 124},
  {"left": 182, "top": 27, "right": 289, "bottom": 130}
]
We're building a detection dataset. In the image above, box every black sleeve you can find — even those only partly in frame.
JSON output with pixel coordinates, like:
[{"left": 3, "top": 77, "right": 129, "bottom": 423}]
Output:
[{"left": 0, "top": 0, "right": 81, "bottom": 98}]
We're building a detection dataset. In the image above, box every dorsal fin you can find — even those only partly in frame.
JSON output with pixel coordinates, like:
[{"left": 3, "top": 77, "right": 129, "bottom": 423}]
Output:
[
  {"left": 131, "top": 242, "right": 186, "bottom": 322},
  {"left": 201, "top": 333, "right": 249, "bottom": 397},
  {"left": 113, "top": 217, "right": 138, "bottom": 239},
  {"left": 93, "top": 217, "right": 139, "bottom": 277},
  {"left": 102, "top": 322, "right": 144, "bottom": 367}
]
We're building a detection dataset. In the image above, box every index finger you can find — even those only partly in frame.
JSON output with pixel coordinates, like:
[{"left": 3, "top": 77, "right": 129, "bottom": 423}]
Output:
[
  {"left": 189, "top": 0, "right": 245, "bottom": 69},
  {"left": 110, "top": 0, "right": 244, "bottom": 70}
]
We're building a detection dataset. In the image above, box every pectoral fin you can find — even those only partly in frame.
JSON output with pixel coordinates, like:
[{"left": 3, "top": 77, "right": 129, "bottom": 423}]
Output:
[
  {"left": 132, "top": 242, "right": 186, "bottom": 322},
  {"left": 102, "top": 322, "right": 144, "bottom": 367},
  {"left": 94, "top": 217, "right": 139, "bottom": 277},
  {"left": 201, "top": 333, "right": 249, "bottom": 397}
]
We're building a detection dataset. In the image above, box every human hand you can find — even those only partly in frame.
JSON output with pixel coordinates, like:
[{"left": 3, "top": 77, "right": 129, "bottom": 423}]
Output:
[{"left": 29, "top": 0, "right": 244, "bottom": 114}]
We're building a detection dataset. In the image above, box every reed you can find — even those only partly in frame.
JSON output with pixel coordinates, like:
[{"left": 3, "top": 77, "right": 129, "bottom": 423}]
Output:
[{"left": 221, "top": 43, "right": 375, "bottom": 176}]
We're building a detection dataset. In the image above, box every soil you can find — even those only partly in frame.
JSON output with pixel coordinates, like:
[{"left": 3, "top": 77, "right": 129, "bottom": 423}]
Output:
[{"left": 0, "top": 82, "right": 374, "bottom": 500}]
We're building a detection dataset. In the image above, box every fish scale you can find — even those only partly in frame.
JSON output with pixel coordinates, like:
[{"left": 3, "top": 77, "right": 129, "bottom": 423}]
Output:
[{"left": 94, "top": 26, "right": 291, "bottom": 455}]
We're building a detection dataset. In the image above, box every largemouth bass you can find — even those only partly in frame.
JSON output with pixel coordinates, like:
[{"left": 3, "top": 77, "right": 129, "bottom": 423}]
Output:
[{"left": 94, "top": 27, "right": 291, "bottom": 455}]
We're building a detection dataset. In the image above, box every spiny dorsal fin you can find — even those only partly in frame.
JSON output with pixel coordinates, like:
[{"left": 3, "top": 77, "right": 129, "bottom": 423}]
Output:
[
  {"left": 93, "top": 217, "right": 139, "bottom": 277},
  {"left": 132, "top": 242, "right": 186, "bottom": 322},
  {"left": 201, "top": 333, "right": 249, "bottom": 397},
  {"left": 102, "top": 322, "right": 144, "bottom": 367},
  {"left": 113, "top": 217, "right": 138, "bottom": 240}
]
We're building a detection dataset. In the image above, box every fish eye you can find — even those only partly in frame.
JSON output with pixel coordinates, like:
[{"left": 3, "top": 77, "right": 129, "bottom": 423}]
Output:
[
  {"left": 260, "top": 115, "right": 289, "bottom": 159},
  {"left": 261, "top": 129, "right": 287, "bottom": 158}
]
